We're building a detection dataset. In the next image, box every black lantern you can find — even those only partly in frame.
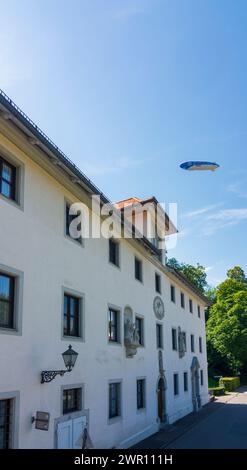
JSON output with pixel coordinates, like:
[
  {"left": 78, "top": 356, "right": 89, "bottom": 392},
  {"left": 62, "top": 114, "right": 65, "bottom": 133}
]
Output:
[
  {"left": 62, "top": 345, "right": 78, "bottom": 372},
  {"left": 41, "top": 345, "right": 78, "bottom": 383}
]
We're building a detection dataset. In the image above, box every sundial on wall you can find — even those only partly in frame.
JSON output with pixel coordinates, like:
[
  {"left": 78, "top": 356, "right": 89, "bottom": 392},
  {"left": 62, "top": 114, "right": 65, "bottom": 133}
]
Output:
[{"left": 153, "top": 296, "right": 165, "bottom": 320}]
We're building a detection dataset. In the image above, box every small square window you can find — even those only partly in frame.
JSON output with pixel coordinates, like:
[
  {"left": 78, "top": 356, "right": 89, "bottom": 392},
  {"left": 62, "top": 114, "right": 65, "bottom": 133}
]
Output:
[
  {"left": 109, "top": 383, "right": 121, "bottom": 419},
  {"left": 172, "top": 328, "right": 177, "bottom": 351},
  {"left": 156, "top": 323, "right": 163, "bottom": 349},
  {"left": 109, "top": 238, "right": 120, "bottom": 267},
  {"left": 135, "top": 257, "right": 143, "bottom": 282},
  {"left": 171, "top": 285, "right": 176, "bottom": 303},
  {"left": 137, "top": 379, "right": 145, "bottom": 410},
  {"left": 63, "top": 388, "right": 81, "bottom": 414},
  {"left": 181, "top": 292, "right": 185, "bottom": 309},
  {"left": 155, "top": 273, "right": 161, "bottom": 294},
  {"left": 173, "top": 374, "right": 179, "bottom": 396},
  {"left": 136, "top": 317, "right": 144, "bottom": 346},
  {"left": 108, "top": 308, "right": 120, "bottom": 343},
  {"left": 189, "top": 299, "right": 193, "bottom": 313}
]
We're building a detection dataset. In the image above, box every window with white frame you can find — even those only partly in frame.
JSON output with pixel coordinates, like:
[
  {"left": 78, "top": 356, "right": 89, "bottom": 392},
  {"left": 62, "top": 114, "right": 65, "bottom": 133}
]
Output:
[
  {"left": 137, "top": 379, "right": 146, "bottom": 410},
  {"left": 108, "top": 308, "right": 120, "bottom": 343},
  {"left": 136, "top": 316, "right": 144, "bottom": 346},
  {"left": 109, "top": 382, "right": 121, "bottom": 419}
]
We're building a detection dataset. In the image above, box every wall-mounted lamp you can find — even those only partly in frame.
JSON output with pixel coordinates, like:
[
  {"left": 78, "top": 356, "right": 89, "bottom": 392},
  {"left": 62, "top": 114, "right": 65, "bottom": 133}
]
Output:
[{"left": 41, "top": 345, "right": 78, "bottom": 383}]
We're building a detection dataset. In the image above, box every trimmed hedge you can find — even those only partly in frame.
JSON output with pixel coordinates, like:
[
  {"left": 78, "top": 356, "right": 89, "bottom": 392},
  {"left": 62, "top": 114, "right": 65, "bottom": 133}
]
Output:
[
  {"left": 209, "top": 386, "right": 225, "bottom": 396},
  {"left": 219, "top": 377, "right": 240, "bottom": 392}
]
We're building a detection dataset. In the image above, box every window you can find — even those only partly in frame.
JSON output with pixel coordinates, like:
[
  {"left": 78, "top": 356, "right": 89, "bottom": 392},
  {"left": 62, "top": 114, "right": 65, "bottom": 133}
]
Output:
[
  {"left": 199, "top": 337, "right": 202, "bottom": 353},
  {"left": 173, "top": 374, "right": 179, "bottom": 396},
  {"left": 0, "top": 399, "right": 13, "bottom": 449},
  {"left": 172, "top": 328, "right": 177, "bottom": 350},
  {"left": 183, "top": 372, "right": 188, "bottom": 392},
  {"left": 155, "top": 273, "right": 161, "bottom": 294},
  {"left": 135, "top": 257, "right": 143, "bottom": 282},
  {"left": 200, "top": 370, "right": 204, "bottom": 386},
  {"left": 198, "top": 305, "right": 201, "bottom": 318},
  {"left": 0, "top": 273, "right": 15, "bottom": 329},
  {"left": 136, "top": 316, "right": 144, "bottom": 346},
  {"left": 191, "top": 334, "right": 195, "bottom": 352},
  {"left": 189, "top": 299, "right": 193, "bottom": 313},
  {"left": 109, "top": 238, "right": 119, "bottom": 267},
  {"left": 0, "top": 157, "right": 16, "bottom": 201},
  {"left": 64, "top": 294, "right": 80, "bottom": 337},
  {"left": 171, "top": 285, "right": 176, "bottom": 303},
  {"left": 65, "top": 202, "right": 82, "bottom": 244},
  {"left": 108, "top": 308, "right": 120, "bottom": 343},
  {"left": 156, "top": 323, "right": 163, "bottom": 349},
  {"left": 63, "top": 388, "right": 81, "bottom": 414},
  {"left": 109, "top": 383, "right": 121, "bottom": 419},
  {"left": 137, "top": 379, "right": 145, "bottom": 410},
  {"left": 181, "top": 292, "right": 185, "bottom": 309}
]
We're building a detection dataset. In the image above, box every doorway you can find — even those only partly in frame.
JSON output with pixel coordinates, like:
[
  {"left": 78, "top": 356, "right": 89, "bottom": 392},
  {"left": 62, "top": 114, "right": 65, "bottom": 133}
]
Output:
[
  {"left": 191, "top": 356, "right": 201, "bottom": 412},
  {"left": 57, "top": 415, "right": 87, "bottom": 449},
  {"left": 157, "top": 377, "right": 166, "bottom": 424}
]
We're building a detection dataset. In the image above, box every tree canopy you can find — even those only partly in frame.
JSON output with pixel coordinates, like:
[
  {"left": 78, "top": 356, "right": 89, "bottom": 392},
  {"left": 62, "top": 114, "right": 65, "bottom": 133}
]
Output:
[
  {"left": 206, "top": 267, "right": 247, "bottom": 374},
  {"left": 167, "top": 257, "right": 208, "bottom": 293}
]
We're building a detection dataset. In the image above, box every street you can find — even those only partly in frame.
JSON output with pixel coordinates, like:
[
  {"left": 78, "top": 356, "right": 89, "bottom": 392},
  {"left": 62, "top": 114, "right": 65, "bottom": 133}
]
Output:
[{"left": 169, "top": 387, "right": 247, "bottom": 449}]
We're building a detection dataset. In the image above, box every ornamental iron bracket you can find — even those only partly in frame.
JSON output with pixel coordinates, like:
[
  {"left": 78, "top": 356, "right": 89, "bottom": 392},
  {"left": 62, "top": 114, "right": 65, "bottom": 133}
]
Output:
[{"left": 41, "top": 370, "right": 67, "bottom": 384}]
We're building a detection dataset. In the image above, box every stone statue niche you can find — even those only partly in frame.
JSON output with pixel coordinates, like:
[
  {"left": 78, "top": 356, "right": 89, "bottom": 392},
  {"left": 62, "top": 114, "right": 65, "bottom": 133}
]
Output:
[
  {"left": 124, "top": 307, "right": 140, "bottom": 358},
  {"left": 178, "top": 327, "right": 187, "bottom": 358}
]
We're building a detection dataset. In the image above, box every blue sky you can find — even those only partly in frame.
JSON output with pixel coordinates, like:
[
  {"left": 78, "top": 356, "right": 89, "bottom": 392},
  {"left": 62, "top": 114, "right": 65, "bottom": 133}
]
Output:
[{"left": 1, "top": 0, "right": 247, "bottom": 286}]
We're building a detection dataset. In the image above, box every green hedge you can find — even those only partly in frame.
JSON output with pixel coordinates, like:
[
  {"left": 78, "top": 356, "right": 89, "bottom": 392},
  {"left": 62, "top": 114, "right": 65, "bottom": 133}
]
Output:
[
  {"left": 209, "top": 386, "right": 225, "bottom": 396},
  {"left": 219, "top": 377, "right": 240, "bottom": 392}
]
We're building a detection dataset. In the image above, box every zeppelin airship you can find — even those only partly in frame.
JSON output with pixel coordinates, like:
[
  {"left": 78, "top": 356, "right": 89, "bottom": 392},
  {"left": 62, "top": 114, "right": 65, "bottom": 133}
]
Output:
[{"left": 180, "top": 161, "right": 220, "bottom": 171}]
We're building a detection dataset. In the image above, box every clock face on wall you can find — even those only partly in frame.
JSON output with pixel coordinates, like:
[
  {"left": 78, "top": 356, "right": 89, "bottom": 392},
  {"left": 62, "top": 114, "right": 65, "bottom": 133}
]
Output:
[{"left": 153, "top": 296, "right": 165, "bottom": 320}]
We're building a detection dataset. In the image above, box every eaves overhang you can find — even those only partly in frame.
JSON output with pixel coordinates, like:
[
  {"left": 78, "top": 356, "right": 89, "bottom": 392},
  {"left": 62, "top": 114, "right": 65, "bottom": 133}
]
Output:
[
  {"left": 0, "top": 89, "right": 160, "bottom": 258},
  {"left": 165, "top": 266, "right": 212, "bottom": 306}
]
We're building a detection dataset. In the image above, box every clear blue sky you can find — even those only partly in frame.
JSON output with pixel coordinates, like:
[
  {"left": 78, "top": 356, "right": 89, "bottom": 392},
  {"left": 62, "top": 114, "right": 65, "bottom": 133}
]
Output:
[{"left": 1, "top": 0, "right": 247, "bottom": 286}]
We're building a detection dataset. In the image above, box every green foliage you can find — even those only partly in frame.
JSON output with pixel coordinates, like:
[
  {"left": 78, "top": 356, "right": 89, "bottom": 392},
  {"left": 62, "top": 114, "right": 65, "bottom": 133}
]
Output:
[
  {"left": 207, "top": 267, "right": 247, "bottom": 375},
  {"left": 219, "top": 377, "right": 240, "bottom": 392},
  {"left": 227, "top": 266, "right": 246, "bottom": 282},
  {"left": 208, "top": 376, "right": 219, "bottom": 388},
  {"left": 167, "top": 257, "right": 208, "bottom": 293}
]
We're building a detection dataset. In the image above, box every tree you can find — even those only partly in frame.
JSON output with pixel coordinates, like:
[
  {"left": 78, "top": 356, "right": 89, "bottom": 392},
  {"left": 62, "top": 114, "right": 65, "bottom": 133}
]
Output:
[
  {"left": 206, "top": 267, "right": 247, "bottom": 374},
  {"left": 167, "top": 257, "right": 208, "bottom": 293},
  {"left": 227, "top": 266, "right": 246, "bottom": 283}
]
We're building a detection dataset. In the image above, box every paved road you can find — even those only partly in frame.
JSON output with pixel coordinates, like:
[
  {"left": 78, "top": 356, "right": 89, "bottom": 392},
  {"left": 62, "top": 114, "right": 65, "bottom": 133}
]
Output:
[{"left": 170, "top": 387, "right": 247, "bottom": 449}]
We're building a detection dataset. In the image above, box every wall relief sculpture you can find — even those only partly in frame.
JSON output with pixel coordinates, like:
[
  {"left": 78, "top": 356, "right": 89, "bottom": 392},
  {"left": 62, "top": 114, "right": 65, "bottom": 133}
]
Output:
[
  {"left": 178, "top": 327, "right": 187, "bottom": 358},
  {"left": 124, "top": 307, "right": 140, "bottom": 358}
]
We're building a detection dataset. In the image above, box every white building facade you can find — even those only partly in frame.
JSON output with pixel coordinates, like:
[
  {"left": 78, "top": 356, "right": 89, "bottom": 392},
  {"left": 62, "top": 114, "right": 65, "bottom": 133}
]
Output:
[{"left": 0, "top": 90, "right": 209, "bottom": 449}]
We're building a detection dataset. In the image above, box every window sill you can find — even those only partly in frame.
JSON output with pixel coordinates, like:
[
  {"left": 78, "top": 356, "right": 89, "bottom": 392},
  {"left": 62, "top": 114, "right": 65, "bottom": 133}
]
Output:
[
  {"left": 64, "top": 234, "right": 84, "bottom": 248},
  {"left": 108, "top": 261, "right": 121, "bottom": 270},
  {"left": 0, "top": 193, "right": 23, "bottom": 211},
  {"left": 108, "top": 341, "right": 122, "bottom": 346},
  {"left": 62, "top": 335, "right": 84, "bottom": 342},
  {"left": 108, "top": 416, "right": 122, "bottom": 425},
  {"left": 0, "top": 327, "right": 21, "bottom": 336},
  {"left": 137, "top": 408, "right": 146, "bottom": 415}
]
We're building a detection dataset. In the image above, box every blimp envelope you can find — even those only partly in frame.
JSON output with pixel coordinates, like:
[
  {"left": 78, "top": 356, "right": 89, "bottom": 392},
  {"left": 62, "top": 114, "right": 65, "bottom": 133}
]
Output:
[{"left": 180, "top": 161, "right": 220, "bottom": 171}]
